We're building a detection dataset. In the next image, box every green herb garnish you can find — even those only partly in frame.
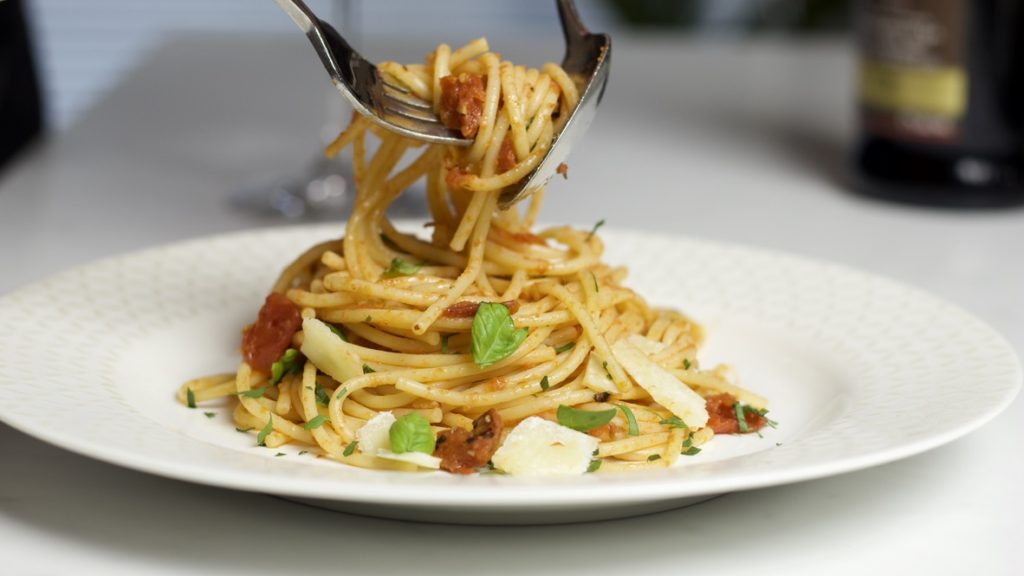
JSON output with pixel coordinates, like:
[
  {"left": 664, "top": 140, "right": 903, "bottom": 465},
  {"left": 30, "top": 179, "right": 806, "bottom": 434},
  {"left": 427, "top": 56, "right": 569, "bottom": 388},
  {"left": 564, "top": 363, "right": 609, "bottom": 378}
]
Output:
[
  {"left": 682, "top": 358, "right": 691, "bottom": 370},
  {"left": 335, "top": 386, "right": 348, "bottom": 400},
  {"left": 471, "top": 302, "right": 528, "bottom": 368},
  {"left": 682, "top": 446, "right": 702, "bottom": 456},
  {"left": 362, "top": 364, "right": 375, "bottom": 374},
  {"left": 269, "top": 348, "right": 301, "bottom": 385},
  {"left": 382, "top": 257, "right": 422, "bottom": 278},
  {"left": 586, "top": 219, "right": 605, "bottom": 240},
  {"left": 235, "top": 427, "right": 252, "bottom": 433},
  {"left": 659, "top": 416, "right": 688, "bottom": 429},
  {"left": 647, "top": 454, "right": 661, "bottom": 462},
  {"left": 315, "top": 383, "right": 331, "bottom": 406},
  {"left": 342, "top": 441, "right": 358, "bottom": 457},
  {"left": 329, "top": 324, "right": 347, "bottom": 341},
  {"left": 257, "top": 415, "right": 273, "bottom": 446},
  {"left": 733, "top": 402, "right": 749, "bottom": 433},
  {"left": 540, "top": 376, "right": 550, "bottom": 391},
  {"left": 275, "top": 452, "right": 286, "bottom": 457},
  {"left": 586, "top": 459, "right": 602, "bottom": 473},
  {"left": 617, "top": 404, "right": 639, "bottom": 436},
  {"left": 440, "top": 334, "right": 449, "bottom": 354},
  {"left": 388, "top": 413, "right": 435, "bottom": 454},
  {"left": 186, "top": 388, "right": 196, "bottom": 408},
  {"left": 556, "top": 405, "right": 617, "bottom": 432},
  {"left": 237, "top": 386, "right": 269, "bottom": 399},
  {"left": 298, "top": 450, "right": 309, "bottom": 455},
  {"left": 553, "top": 342, "right": 575, "bottom": 354},
  {"left": 203, "top": 411, "right": 215, "bottom": 419},
  {"left": 303, "top": 415, "right": 328, "bottom": 430}
]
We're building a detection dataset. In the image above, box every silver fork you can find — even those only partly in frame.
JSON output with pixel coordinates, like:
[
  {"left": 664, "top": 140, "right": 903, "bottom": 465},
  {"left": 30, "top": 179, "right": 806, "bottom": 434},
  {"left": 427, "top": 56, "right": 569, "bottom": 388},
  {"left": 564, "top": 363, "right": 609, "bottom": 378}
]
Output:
[{"left": 274, "top": 0, "right": 611, "bottom": 208}]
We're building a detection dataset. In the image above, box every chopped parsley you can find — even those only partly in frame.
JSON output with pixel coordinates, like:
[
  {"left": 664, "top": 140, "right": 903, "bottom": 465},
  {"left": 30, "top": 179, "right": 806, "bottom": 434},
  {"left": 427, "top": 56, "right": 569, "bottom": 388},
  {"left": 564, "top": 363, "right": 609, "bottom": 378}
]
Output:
[
  {"left": 237, "top": 386, "right": 270, "bottom": 399},
  {"left": 540, "top": 376, "right": 550, "bottom": 391},
  {"left": 257, "top": 415, "right": 273, "bottom": 446},
  {"left": 586, "top": 219, "right": 605, "bottom": 240},
  {"left": 270, "top": 348, "right": 301, "bottom": 385},
  {"left": 586, "top": 459, "right": 602, "bottom": 473},
  {"left": 553, "top": 341, "right": 575, "bottom": 354},
  {"left": 328, "top": 324, "right": 347, "bottom": 341},
  {"left": 342, "top": 440, "right": 358, "bottom": 457},
  {"left": 659, "top": 416, "right": 688, "bottom": 429},
  {"left": 682, "top": 358, "right": 691, "bottom": 370},
  {"left": 275, "top": 452, "right": 286, "bottom": 457},
  {"left": 440, "top": 334, "right": 450, "bottom": 354},
  {"left": 733, "top": 402, "right": 749, "bottom": 433},
  {"left": 362, "top": 364, "right": 375, "bottom": 374},
  {"left": 186, "top": 388, "right": 196, "bottom": 408},
  {"left": 382, "top": 257, "right": 422, "bottom": 278},
  {"left": 315, "top": 383, "right": 331, "bottom": 406},
  {"left": 303, "top": 415, "right": 329, "bottom": 430},
  {"left": 682, "top": 446, "right": 702, "bottom": 456},
  {"left": 203, "top": 411, "right": 215, "bottom": 419},
  {"left": 647, "top": 454, "right": 661, "bottom": 462}
]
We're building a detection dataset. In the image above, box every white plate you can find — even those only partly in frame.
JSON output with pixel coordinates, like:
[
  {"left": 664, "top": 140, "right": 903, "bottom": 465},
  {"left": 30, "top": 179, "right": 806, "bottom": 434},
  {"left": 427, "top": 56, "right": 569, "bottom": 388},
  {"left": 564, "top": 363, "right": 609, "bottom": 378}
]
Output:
[{"left": 0, "top": 224, "right": 1019, "bottom": 524}]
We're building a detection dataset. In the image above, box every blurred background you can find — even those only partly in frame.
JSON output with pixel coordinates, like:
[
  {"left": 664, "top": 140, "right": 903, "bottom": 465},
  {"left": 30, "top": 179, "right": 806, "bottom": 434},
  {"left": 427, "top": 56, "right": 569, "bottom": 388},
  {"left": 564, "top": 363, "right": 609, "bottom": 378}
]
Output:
[{"left": 14, "top": 0, "right": 851, "bottom": 136}]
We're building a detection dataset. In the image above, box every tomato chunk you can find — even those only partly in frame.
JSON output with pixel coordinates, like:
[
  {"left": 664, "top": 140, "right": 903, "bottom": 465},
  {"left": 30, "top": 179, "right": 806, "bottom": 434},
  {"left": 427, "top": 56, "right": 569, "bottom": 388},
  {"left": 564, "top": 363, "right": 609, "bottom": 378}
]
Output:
[
  {"left": 241, "top": 293, "right": 302, "bottom": 374},
  {"left": 704, "top": 393, "right": 767, "bottom": 434}
]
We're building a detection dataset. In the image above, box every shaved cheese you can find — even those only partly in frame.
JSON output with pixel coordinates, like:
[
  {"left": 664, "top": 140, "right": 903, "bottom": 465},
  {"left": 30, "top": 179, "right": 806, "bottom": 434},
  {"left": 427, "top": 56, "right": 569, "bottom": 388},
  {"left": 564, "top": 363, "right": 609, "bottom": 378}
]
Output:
[
  {"left": 356, "top": 412, "right": 395, "bottom": 455},
  {"left": 491, "top": 417, "right": 599, "bottom": 476},
  {"left": 582, "top": 354, "right": 618, "bottom": 394},
  {"left": 613, "top": 335, "right": 709, "bottom": 428},
  {"left": 376, "top": 450, "right": 442, "bottom": 469},
  {"left": 300, "top": 318, "right": 363, "bottom": 384}
]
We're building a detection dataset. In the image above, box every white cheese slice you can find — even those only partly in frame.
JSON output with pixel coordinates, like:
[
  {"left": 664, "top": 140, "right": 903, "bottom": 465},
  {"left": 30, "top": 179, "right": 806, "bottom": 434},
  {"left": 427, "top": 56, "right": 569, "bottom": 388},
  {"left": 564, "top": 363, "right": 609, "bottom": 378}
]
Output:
[
  {"left": 355, "top": 411, "right": 395, "bottom": 455},
  {"left": 612, "top": 335, "right": 709, "bottom": 428},
  {"left": 581, "top": 354, "right": 619, "bottom": 394},
  {"left": 491, "top": 417, "right": 599, "bottom": 477},
  {"left": 376, "top": 450, "right": 442, "bottom": 469},
  {"left": 300, "top": 317, "right": 363, "bottom": 384}
]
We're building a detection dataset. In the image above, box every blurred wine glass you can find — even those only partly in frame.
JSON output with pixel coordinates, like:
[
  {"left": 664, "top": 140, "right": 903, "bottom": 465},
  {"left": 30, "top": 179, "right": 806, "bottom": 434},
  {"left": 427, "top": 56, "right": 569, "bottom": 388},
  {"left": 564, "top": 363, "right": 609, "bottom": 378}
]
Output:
[{"left": 230, "top": 0, "right": 425, "bottom": 220}]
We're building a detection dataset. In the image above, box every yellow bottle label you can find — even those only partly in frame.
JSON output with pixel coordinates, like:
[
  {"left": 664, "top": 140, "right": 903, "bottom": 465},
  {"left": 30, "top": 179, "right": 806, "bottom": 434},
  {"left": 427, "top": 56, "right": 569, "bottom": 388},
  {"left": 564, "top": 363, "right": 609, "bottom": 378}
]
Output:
[
  {"left": 859, "top": 0, "right": 967, "bottom": 143},
  {"left": 860, "top": 61, "right": 966, "bottom": 119}
]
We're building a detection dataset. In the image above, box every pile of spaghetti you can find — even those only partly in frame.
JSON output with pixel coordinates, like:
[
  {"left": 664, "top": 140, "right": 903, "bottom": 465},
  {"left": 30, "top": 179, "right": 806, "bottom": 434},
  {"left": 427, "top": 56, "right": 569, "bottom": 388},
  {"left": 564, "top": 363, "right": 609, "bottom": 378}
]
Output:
[{"left": 179, "top": 39, "right": 771, "bottom": 475}]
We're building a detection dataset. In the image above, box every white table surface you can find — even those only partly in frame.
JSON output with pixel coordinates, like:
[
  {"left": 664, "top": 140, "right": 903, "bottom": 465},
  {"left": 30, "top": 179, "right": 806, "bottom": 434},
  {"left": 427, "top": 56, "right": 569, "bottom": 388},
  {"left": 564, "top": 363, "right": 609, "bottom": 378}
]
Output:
[{"left": 1, "top": 33, "right": 1021, "bottom": 575}]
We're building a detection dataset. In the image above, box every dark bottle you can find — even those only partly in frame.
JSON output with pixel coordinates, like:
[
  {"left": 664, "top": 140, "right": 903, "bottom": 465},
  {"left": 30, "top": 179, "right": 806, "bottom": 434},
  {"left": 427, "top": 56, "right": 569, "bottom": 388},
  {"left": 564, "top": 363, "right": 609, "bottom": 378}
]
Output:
[{"left": 854, "top": 0, "right": 1024, "bottom": 207}]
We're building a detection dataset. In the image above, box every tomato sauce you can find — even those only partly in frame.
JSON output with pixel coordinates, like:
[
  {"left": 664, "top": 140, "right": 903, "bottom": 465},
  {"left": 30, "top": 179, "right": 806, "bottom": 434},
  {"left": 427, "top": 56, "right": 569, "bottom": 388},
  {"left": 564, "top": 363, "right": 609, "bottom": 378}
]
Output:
[
  {"left": 439, "top": 73, "right": 486, "bottom": 138},
  {"left": 435, "top": 409, "right": 504, "bottom": 474}
]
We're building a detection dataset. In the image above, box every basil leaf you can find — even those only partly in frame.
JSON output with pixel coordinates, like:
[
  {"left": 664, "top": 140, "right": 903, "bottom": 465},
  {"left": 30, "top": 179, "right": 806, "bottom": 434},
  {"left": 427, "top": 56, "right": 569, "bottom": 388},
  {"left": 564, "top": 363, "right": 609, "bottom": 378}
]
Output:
[
  {"left": 557, "top": 405, "right": 617, "bottom": 432},
  {"left": 343, "top": 440, "right": 358, "bottom": 457},
  {"left": 257, "top": 415, "right": 273, "bottom": 446},
  {"left": 471, "top": 302, "right": 528, "bottom": 368},
  {"left": 389, "top": 412, "right": 435, "bottom": 454},
  {"left": 186, "top": 388, "right": 196, "bottom": 408},
  {"left": 540, "top": 376, "right": 550, "bottom": 391},
  {"left": 303, "top": 415, "right": 328, "bottom": 430},
  {"left": 617, "top": 404, "right": 639, "bottom": 436},
  {"left": 586, "top": 459, "right": 602, "bottom": 473},
  {"left": 586, "top": 219, "right": 605, "bottom": 240},
  {"left": 383, "top": 257, "right": 422, "bottom": 278},
  {"left": 553, "top": 342, "right": 575, "bottom": 354}
]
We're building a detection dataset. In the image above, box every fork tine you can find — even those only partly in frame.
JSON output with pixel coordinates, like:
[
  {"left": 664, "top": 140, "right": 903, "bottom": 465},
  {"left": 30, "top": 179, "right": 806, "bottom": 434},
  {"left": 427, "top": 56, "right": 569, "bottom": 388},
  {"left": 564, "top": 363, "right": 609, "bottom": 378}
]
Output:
[
  {"left": 556, "top": 0, "right": 589, "bottom": 41},
  {"left": 382, "top": 83, "right": 434, "bottom": 111},
  {"left": 382, "top": 97, "right": 447, "bottom": 124}
]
